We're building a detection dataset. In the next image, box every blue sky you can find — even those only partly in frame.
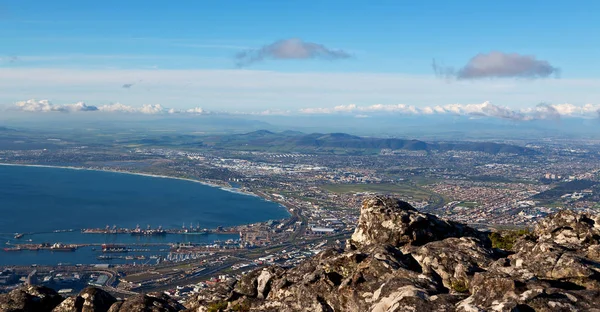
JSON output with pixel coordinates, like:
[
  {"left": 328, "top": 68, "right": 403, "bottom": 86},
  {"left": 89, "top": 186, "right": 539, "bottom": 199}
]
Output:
[{"left": 1, "top": 0, "right": 600, "bottom": 117}]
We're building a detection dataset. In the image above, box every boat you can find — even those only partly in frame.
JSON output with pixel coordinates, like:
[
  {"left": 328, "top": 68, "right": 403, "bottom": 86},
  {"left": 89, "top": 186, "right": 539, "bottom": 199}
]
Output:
[
  {"left": 3, "top": 247, "right": 22, "bottom": 252},
  {"left": 14, "top": 233, "right": 23, "bottom": 239},
  {"left": 101, "top": 244, "right": 128, "bottom": 253},
  {"left": 50, "top": 243, "right": 76, "bottom": 252}
]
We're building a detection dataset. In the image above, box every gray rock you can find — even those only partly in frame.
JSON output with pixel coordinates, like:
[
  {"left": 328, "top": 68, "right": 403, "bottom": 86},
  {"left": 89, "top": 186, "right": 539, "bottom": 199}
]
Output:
[
  {"left": 411, "top": 237, "right": 495, "bottom": 291},
  {"left": 534, "top": 209, "right": 600, "bottom": 248},
  {"left": 0, "top": 285, "right": 63, "bottom": 312},
  {"left": 350, "top": 196, "right": 490, "bottom": 248},
  {"left": 187, "top": 197, "right": 600, "bottom": 311},
  {"left": 61, "top": 196, "right": 600, "bottom": 311},
  {"left": 108, "top": 292, "right": 184, "bottom": 312},
  {"left": 52, "top": 287, "right": 116, "bottom": 312}
]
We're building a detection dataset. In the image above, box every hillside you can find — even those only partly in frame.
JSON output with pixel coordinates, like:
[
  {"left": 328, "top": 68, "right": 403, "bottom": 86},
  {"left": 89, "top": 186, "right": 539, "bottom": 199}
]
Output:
[{"left": 203, "top": 130, "right": 534, "bottom": 155}]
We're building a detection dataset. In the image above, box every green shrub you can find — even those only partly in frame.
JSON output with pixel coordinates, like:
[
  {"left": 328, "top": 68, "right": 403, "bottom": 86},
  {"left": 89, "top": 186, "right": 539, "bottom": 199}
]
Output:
[
  {"left": 207, "top": 301, "right": 228, "bottom": 312},
  {"left": 489, "top": 229, "right": 531, "bottom": 250},
  {"left": 231, "top": 301, "right": 251, "bottom": 312},
  {"left": 450, "top": 279, "right": 469, "bottom": 293}
]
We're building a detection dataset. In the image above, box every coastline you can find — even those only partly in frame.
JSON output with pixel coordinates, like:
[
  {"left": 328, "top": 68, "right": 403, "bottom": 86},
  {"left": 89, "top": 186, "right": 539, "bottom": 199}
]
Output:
[{"left": 0, "top": 162, "right": 289, "bottom": 216}]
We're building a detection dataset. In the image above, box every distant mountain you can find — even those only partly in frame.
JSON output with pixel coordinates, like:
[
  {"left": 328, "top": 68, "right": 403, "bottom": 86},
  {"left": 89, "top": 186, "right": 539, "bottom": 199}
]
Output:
[{"left": 203, "top": 130, "right": 535, "bottom": 155}]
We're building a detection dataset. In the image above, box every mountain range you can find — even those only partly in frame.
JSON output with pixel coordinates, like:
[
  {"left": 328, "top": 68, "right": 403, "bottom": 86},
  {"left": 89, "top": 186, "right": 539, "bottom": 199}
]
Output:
[{"left": 202, "top": 130, "right": 535, "bottom": 155}]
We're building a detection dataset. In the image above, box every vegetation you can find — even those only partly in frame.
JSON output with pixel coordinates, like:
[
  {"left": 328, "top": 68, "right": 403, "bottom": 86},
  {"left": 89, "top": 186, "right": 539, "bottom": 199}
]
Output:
[
  {"left": 532, "top": 179, "right": 597, "bottom": 201},
  {"left": 199, "top": 130, "right": 535, "bottom": 155},
  {"left": 207, "top": 301, "right": 228, "bottom": 312},
  {"left": 450, "top": 279, "right": 469, "bottom": 293},
  {"left": 457, "top": 201, "right": 478, "bottom": 208},
  {"left": 489, "top": 229, "right": 532, "bottom": 250},
  {"left": 231, "top": 301, "right": 251, "bottom": 312}
]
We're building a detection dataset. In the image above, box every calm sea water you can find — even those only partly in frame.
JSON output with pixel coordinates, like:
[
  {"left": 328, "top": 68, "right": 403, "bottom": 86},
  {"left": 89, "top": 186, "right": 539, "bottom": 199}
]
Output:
[{"left": 0, "top": 165, "right": 289, "bottom": 265}]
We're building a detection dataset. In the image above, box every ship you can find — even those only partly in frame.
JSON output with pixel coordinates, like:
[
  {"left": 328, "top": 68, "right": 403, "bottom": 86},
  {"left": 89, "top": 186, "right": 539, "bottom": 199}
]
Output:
[
  {"left": 50, "top": 243, "right": 76, "bottom": 252},
  {"left": 130, "top": 225, "right": 167, "bottom": 236},
  {"left": 101, "top": 244, "right": 128, "bottom": 253},
  {"left": 3, "top": 247, "right": 22, "bottom": 252},
  {"left": 179, "top": 222, "right": 208, "bottom": 234}
]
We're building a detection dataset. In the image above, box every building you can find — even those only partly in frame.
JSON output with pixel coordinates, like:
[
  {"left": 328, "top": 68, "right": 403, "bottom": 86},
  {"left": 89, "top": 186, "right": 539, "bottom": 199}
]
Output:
[{"left": 311, "top": 227, "right": 336, "bottom": 233}]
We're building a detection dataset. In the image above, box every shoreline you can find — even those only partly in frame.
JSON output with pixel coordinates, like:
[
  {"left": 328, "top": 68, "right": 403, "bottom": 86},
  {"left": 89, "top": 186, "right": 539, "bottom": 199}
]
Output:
[{"left": 0, "top": 162, "right": 290, "bottom": 217}]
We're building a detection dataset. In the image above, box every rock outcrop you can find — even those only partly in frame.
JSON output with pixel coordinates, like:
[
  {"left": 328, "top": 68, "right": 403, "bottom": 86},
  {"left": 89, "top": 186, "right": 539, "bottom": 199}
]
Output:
[
  {"left": 52, "top": 287, "right": 116, "bottom": 312},
  {"left": 201, "top": 196, "right": 600, "bottom": 311},
  {"left": 351, "top": 196, "right": 490, "bottom": 248},
  {"left": 2, "top": 196, "right": 599, "bottom": 312},
  {"left": 0, "top": 285, "right": 63, "bottom": 312},
  {"left": 108, "top": 292, "right": 185, "bottom": 312}
]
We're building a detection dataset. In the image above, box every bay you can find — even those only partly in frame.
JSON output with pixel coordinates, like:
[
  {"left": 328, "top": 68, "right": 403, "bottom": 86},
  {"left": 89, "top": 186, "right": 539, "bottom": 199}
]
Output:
[{"left": 0, "top": 164, "right": 289, "bottom": 265}]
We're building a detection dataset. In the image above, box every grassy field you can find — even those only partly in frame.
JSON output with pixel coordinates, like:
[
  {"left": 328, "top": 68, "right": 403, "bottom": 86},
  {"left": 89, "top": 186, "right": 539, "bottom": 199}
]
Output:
[
  {"left": 321, "top": 183, "right": 436, "bottom": 201},
  {"left": 457, "top": 201, "right": 479, "bottom": 208}
]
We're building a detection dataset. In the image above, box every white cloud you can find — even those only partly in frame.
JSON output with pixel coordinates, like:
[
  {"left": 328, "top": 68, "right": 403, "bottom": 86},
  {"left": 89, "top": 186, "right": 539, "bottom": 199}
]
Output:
[
  {"left": 97, "top": 103, "right": 138, "bottom": 113},
  {"left": 139, "top": 104, "right": 164, "bottom": 114},
  {"left": 298, "top": 107, "right": 335, "bottom": 114},
  {"left": 186, "top": 107, "right": 207, "bottom": 114},
  {"left": 14, "top": 99, "right": 98, "bottom": 112},
  {"left": 248, "top": 109, "right": 291, "bottom": 116},
  {"left": 99, "top": 103, "right": 169, "bottom": 114},
  {"left": 298, "top": 101, "right": 600, "bottom": 121},
  {"left": 12, "top": 99, "right": 216, "bottom": 115},
  {"left": 11, "top": 98, "right": 600, "bottom": 121},
  {"left": 99, "top": 103, "right": 165, "bottom": 114},
  {"left": 550, "top": 103, "right": 600, "bottom": 116},
  {"left": 299, "top": 104, "right": 421, "bottom": 115},
  {"left": 1, "top": 68, "right": 600, "bottom": 113}
]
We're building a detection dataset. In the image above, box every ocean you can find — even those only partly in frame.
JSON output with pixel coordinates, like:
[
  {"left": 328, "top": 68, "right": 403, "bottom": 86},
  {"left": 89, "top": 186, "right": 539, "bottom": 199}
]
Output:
[{"left": 0, "top": 164, "right": 289, "bottom": 265}]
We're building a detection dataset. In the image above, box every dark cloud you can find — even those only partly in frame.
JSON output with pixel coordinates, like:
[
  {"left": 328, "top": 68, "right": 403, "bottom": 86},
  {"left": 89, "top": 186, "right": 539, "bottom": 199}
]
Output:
[
  {"left": 433, "top": 51, "right": 559, "bottom": 80},
  {"left": 235, "top": 38, "right": 351, "bottom": 67}
]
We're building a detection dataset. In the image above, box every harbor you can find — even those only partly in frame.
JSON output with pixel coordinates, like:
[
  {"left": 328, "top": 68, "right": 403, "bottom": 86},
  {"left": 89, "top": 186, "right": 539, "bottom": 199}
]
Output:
[{"left": 0, "top": 226, "right": 241, "bottom": 266}]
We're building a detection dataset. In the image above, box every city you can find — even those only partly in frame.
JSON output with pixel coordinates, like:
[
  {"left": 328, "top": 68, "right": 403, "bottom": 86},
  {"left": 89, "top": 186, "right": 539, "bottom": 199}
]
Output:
[{"left": 1, "top": 128, "right": 599, "bottom": 302}]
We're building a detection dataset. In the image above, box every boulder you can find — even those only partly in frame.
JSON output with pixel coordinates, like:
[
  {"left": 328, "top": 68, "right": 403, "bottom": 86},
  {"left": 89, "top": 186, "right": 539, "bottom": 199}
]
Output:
[
  {"left": 534, "top": 209, "right": 600, "bottom": 248},
  {"left": 52, "top": 287, "right": 116, "bottom": 312},
  {"left": 0, "top": 285, "right": 63, "bottom": 312},
  {"left": 351, "top": 196, "right": 489, "bottom": 248},
  {"left": 108, "top": 292, "right": 184, "bottom": 312},
  {"left": 411, "top": 237, "right": 495, "bottom": 291}
]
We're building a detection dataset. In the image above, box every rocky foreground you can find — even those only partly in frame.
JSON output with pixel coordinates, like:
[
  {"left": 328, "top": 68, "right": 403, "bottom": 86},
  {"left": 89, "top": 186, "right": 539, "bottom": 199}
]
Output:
[{"left": 2, "top": 196, "right": 600, "bottom": 311}]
